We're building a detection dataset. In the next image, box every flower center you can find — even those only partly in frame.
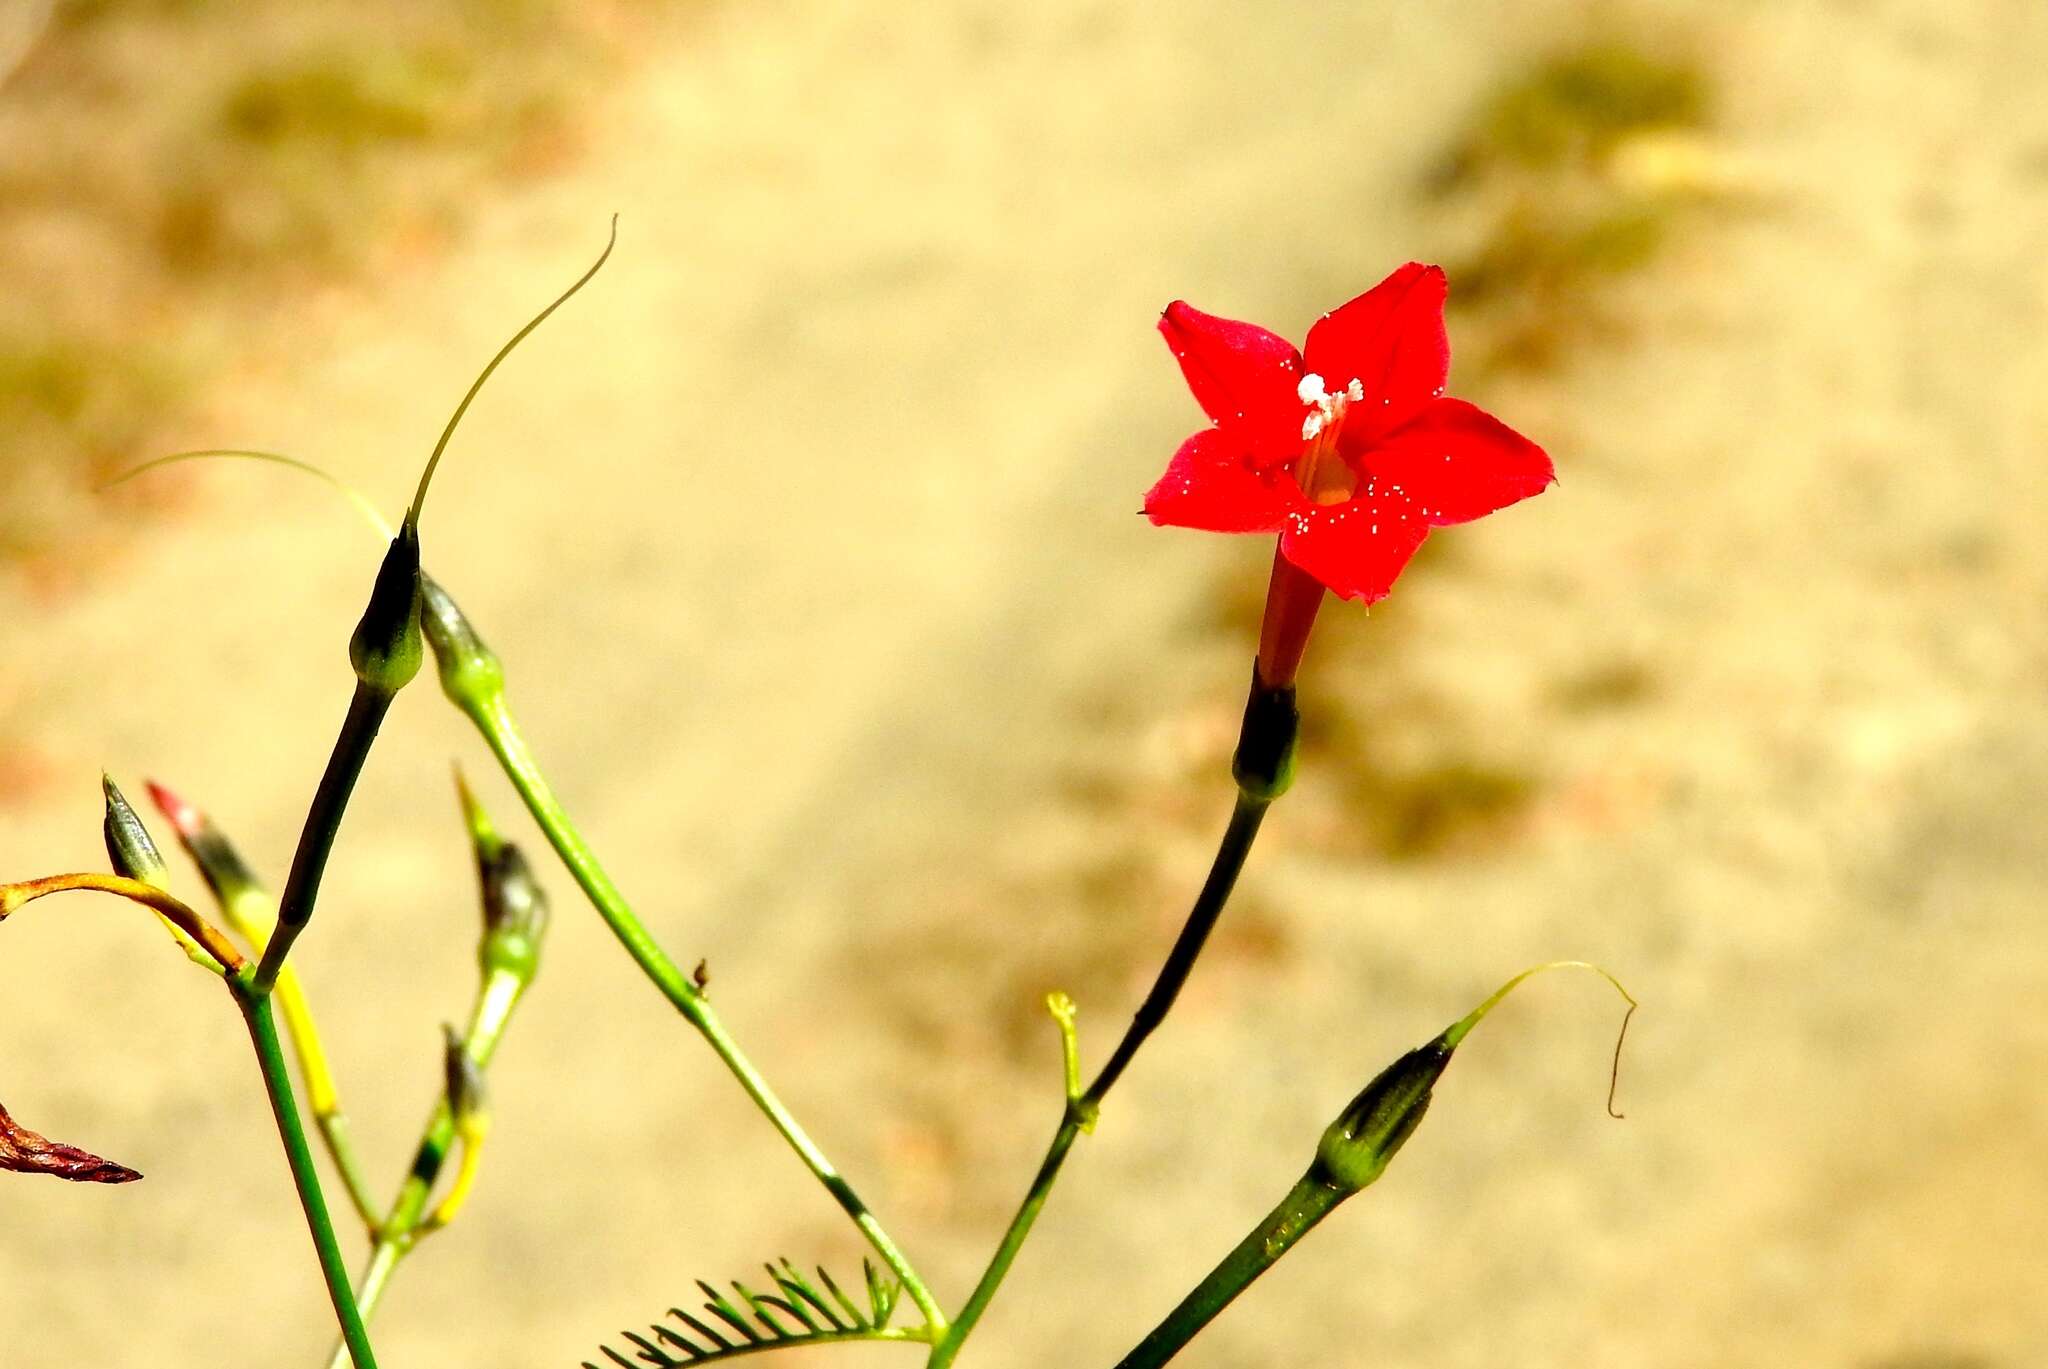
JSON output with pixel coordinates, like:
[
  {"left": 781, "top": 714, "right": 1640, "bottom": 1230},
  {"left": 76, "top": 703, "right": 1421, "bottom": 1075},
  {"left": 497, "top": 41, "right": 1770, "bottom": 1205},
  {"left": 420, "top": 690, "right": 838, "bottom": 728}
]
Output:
[{"left": 1293, "top": 373, "right": 1364, "bottom": 506}]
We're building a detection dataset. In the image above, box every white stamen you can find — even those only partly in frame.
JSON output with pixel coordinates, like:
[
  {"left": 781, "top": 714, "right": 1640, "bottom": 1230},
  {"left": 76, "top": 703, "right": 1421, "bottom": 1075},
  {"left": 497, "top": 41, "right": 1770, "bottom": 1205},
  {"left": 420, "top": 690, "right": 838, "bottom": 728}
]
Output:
[{"left": 1297, "top": 371, "right": 1353, "bottom": 442}]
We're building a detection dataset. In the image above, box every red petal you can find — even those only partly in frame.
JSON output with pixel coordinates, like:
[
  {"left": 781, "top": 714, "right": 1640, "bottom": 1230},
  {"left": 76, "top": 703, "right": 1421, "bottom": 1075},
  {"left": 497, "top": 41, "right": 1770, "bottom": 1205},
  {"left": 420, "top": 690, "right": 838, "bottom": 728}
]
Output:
[
  {"left": 1144, "top": 428, "right": 1294, "bottom": 534},
  {"left": 1367, "top": 397, "right": 1555, "bottom": 525},
  {"left": 1277, "top": 497, "right": 1429, "bottom": 603},
  {"left": 1158, "top": 301, "right": 1304, "bottom": 460},
  {"left": 1303, "top": 263, "right": 1448, "bottom": 439}
]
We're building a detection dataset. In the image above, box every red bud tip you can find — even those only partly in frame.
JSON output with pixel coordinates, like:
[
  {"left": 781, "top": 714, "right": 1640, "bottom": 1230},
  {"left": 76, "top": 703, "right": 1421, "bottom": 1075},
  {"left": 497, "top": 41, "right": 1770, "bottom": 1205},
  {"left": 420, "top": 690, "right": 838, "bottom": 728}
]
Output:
[{"left": 144, "top": 779, "right": 204, "bottom": 838}]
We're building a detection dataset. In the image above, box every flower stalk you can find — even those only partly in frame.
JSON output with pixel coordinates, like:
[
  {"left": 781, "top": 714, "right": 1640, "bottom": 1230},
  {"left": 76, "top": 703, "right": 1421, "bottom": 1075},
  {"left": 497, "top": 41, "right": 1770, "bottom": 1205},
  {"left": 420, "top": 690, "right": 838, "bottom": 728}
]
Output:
[
  {"left": 254, "top": 525, "right": 422, "bottom": 995},
  {"left": 930, "top": 782, "right": 1277, "bottom": 1367},
  {"left": 934, "top": 672, "right": 1296, "bottom": 1366}
]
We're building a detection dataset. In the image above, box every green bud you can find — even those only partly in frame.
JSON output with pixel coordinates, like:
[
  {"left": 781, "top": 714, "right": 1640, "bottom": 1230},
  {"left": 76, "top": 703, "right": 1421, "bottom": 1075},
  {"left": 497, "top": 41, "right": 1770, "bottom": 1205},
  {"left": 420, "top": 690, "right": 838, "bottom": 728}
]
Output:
[
  {"left": 1231, "top": 667, "right": 1300, "bottom": 802},
  {"left": 478, "top": 843, "right": 549, "bottom": 984},
  {"left": 420, "top": 574, "right": 504, "bottom": 710},
  {"left": 1313, "top": 1034, "right": 1453, "bottom": 1193},
  {"left": 101, "top": 776, "right": 169, "bottom": 888},
  {"left": 348, "top": 526, "right": 424, "bottom": 693}
]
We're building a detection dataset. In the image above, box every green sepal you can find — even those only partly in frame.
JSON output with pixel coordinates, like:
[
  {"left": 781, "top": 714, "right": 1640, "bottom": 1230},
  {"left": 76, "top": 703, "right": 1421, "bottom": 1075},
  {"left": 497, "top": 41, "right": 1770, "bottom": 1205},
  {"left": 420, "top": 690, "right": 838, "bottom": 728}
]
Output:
[
  {"left": 101, "top": 776, "right": 169, "bottom": 887},
  {"left": 478, "top": 843, "right": 549, "bottom": 984},
  {"left": 420, "top": 574, "right": 504, "bottom": 711},
  {"left": 348, "top": 525, "right": 424, "bottom": 693},
  {"left": 1312, "top": 1034, "right": 1453, "bottom": 1193},
  {"left": 1230, "top": 664, "right": 1300, "bottom": 801}
]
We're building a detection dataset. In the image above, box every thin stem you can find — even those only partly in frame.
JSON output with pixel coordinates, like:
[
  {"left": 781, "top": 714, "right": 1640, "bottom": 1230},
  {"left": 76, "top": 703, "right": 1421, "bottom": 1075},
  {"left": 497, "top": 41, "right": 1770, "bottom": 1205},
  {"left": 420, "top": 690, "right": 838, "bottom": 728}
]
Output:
[
  {"left": 925, "top": 1117, "right": 1081, "bottom": 1369},
  {"left": 238, "top": 987, "right": 381, "bottom": 1369},
  {"left": 1111, "top": 1173, "right": 1346, "bottom": 1369},
  {"left": 459, "top": 690, "right": 947, "bottom": 1335},
  {"left": 279, "top": 968, "right": 381, "bottom": 1229},
  {"left": 256, "top": 683, "right": 395, "bottom": 992},
  {"left": 930, "top": 793, "right": 1272, "bottom": 1366},
  {"left": 1085, "top": 793, "right": 1268, "bottom": 1107},
  {"left": 690, "top": 997, "right": 943, "bottom": 1333}
]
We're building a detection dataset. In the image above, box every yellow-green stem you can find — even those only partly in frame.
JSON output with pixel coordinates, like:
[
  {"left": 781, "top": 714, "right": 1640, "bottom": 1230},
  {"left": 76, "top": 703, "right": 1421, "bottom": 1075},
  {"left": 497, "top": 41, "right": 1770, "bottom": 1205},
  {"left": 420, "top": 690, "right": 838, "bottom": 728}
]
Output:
[
  {"left": 323, "top": 969, "right": 524, "bottom": 1369},
  {"left": 459, "top": 688, "right": 947, "bottom": 1335}
]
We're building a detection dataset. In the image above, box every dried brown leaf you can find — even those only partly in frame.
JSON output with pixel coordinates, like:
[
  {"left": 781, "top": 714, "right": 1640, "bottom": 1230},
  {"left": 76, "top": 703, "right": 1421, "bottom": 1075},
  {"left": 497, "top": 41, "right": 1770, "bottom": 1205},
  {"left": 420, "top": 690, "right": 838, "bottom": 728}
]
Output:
[{"left": 0, "top": 1100, "right": 141, "bottom": 1183}]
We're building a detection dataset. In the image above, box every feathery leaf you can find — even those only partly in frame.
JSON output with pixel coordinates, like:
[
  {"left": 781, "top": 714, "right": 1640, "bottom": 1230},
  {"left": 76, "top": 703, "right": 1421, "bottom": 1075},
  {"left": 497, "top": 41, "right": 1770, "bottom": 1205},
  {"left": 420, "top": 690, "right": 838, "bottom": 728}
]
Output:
[{"left": 583, "top": 1258, "right": 930, "bottom": 1367}]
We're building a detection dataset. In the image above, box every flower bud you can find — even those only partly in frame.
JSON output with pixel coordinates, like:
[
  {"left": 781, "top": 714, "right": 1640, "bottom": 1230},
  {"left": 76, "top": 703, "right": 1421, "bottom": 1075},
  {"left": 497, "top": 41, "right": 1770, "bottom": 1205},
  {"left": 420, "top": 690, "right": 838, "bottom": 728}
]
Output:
[
  {"left": 1312, "top": 1033, "right": 1452, "bottom": 1193},
  {"left": 347, "top": 525, "right": 424, "bottom": 693},
  {"left": 145, "top": 780, "right": 261, "bottom": 911},
  {"left": 478, "top": 842, "right": 549, "bottom": 984},
  {"left": 420, "top": 574, "right": 505, "bottom": 711},
  {"left": 101, "top": 776, "right": 168, "bottom": 888}
]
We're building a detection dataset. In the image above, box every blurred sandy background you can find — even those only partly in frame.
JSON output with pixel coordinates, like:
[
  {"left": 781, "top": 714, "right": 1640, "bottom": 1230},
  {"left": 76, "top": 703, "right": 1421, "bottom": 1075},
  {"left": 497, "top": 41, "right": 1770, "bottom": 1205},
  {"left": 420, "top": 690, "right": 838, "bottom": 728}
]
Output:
[{"left": 3, "top": 1, "right": 2045, "bottom": 1366}]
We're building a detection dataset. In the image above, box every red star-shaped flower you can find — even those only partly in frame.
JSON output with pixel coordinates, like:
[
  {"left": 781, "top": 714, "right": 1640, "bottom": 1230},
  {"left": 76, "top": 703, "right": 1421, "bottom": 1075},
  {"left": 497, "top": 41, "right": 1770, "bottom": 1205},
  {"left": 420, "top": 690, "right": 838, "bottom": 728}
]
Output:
[
  {"left": 1143, "top": 264, "right": 1553, "bottom": 682},
  {"left": 1146, "top": 263, "right": 1553, "bottom": 600}
]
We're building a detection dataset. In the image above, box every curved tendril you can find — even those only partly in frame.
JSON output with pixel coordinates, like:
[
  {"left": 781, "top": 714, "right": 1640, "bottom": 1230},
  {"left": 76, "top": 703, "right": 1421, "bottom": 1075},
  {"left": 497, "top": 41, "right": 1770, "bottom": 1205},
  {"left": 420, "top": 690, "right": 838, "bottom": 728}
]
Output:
[
  {"left": 1442, "top": 959, "right": 1637, "bottom": 1119},
  {"left": 101, "top": 449, "right": 393, "bottom": 540},
  {"left": 407, "top": 214, "right": 619, "bottom": 532}
]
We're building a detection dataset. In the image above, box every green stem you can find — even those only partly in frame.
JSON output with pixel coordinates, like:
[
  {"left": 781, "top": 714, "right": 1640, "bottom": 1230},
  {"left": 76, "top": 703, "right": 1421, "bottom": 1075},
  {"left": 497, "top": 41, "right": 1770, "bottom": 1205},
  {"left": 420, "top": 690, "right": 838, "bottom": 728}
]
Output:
[
  {"left": 256, "top": 683, "right": 395, "bottom": 992},
  {"left": 1111, "top": 1173, "right": 1345, "bottom": 1369},
  {"left": 930, "top": 793, "right": 1272, "bottom": 1367},
  {"left": 926, "top": 1118, "right": 1080, "bottom": 1369},
  {"left": 460, "top": 691, "right": 947, "bottom": 1334},
  {"left": 238, "top": 986, "right": 381, "bottom": 1369}
]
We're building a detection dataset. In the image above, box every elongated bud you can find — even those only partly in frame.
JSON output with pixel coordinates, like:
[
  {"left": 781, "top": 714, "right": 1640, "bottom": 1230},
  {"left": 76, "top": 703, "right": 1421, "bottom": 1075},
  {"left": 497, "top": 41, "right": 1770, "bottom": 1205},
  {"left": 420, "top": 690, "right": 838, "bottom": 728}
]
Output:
[
  {"left": 145, "top": 780, "right": 262, "bottom": 910},
  {"left": 1312, "top": 1034, "right": 1452, "bottom": 1193},
  {"left": 348, "top": 524, "right": 424, "bottom": 693},
  {"left": 1231, "top": 665, "right": 1300, "bottom": 802},
  {"left": 478, "top": 843, "right": 549, "bottom": 984},
  {"left": 1315, "top": 961, "right": 1636, "bottom": 1194},
  {"left": 101, "top": 777, "right": 168, "bottom": 888},
  {"left": 420, "top": 574, "right": 504, "bottom": 711}
]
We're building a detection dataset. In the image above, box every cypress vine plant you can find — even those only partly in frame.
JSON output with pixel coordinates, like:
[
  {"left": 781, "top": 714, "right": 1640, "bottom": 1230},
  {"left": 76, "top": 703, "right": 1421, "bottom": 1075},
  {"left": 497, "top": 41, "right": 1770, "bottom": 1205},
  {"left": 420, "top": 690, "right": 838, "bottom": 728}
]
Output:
[{"left": 1, "top": 227, "right": 1634, "bottom": 1369}]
